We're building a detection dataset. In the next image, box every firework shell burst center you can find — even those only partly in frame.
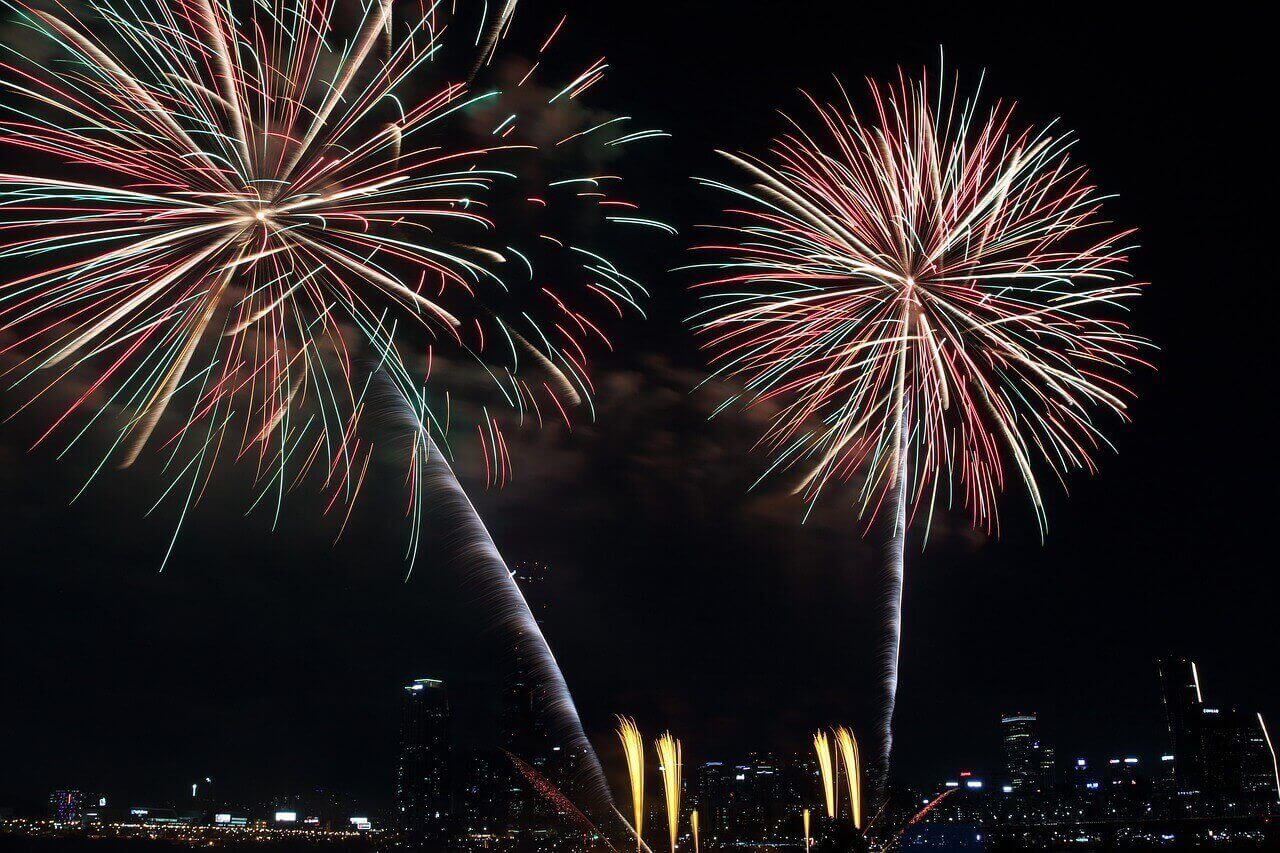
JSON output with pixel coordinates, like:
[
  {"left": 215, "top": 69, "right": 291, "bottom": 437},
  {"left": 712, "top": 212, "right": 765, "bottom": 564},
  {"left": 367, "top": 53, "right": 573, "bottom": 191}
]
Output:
[
  {"left": 691, "top": 72, "right": 1151, "bottom": 535},
  {"left": 0, "top": 0, "right": 667, "bottom": 561}
]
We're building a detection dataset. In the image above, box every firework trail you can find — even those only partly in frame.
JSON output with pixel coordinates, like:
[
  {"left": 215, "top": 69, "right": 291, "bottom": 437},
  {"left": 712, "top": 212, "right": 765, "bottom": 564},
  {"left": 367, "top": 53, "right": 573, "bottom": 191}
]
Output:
[
  {"left": 814, "top": 730, "right": 837, "bottom": 819},
  {"left": 803, "top": 808, "right": 812, "bottom": 851},
  {"left": 834, "top": 726, "right": 862, "bottom": 830},
  {"left": 503, "top": 749, "right": 614, "bottom": 849},
  {"left": 655, "top": 731, "right": 682, "bottom": 853},
  {"left": 690, "top": 809, "right": 699, "bottom": 853},
  {"left": 1260, "top": 714, "right": 1280, "bottom": 803},
  {"left": 692, "top": 70, "right": 1149, "bottom": 781},
  {"left": 617, "top": 716, "right": 646, "bottom": 853},
  {"left": 0, "top": 0, "right": 664, "bottom": 564},
  {"left": 378, "top": 386, "right": 614, "bottom": 815},
  {"left": 610, "top": 805, "right": 657, "bottom": 853}
]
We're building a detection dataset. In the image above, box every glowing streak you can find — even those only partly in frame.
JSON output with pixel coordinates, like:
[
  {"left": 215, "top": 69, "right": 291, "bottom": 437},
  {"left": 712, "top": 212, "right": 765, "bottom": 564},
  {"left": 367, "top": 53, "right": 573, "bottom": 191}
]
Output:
[
  {"left": 903, "top": 788, "right": 957, "bottom": 830},
  {"left": 1259, "top": 713, "right": 1280, "bottom": 804},
  {"left": 690, "top": 809, "right": 699, "bottom": 853},
  {"left": 507, "top": 325, "right": 581, "bottom": 405},
  {"left": 611, "top": 805, "right": 656, "bottom": 853},
  {"left": 834, "top": 726, "right": 862, "bottom": 830},
  {"left": 814, "top": 730, "right": 836, "bottom": 819},
  {"left": 655, "top": 732, "right": 682, "bottom": 853},
  {"left": 617, "top": 717, "right": 645, "bottom": 853},
  {"left": 277, "top": 0, "right": 395, "bottom": 182},
  {"left": 470, "top": 0, "right": 520, "bottom": 80},
  {"left": 119, "top": 260, "right": 237, "bottom": 468},
  {"left": 803, "top": 808, "right": 812, "bottom": 851}
]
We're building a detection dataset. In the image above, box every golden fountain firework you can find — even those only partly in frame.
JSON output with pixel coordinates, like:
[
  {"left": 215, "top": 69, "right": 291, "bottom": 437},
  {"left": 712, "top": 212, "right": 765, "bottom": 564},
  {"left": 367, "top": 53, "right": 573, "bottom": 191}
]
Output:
[
  {"left": 813, "top": 730, "right": 837, "bottom": 819},
  {"left": 656, "top": 732, "right": 683, "bottom": 853},
  {"left": 803, "top": 808, "right": 812, "bottom": 851},
  {"left": 617, "top": 717, "right": 646, "bottom": 853},
  {"left": 690, "top": 809, "right": 700, "bottom": 853},
  {"left": 834, "top": 726, "right": 863, "bottom": 830}
]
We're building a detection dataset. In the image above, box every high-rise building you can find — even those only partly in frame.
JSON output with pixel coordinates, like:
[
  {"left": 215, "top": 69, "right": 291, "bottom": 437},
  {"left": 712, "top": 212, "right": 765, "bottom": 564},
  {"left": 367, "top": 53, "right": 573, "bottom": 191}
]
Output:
[
  {"left": 1157, "top": 657, "right": 1203, "bottom": 793},
  {"left": 1246, "top": 714, "right": 1280, "bottom": 804},
  {"left": 690, "top": 754, "right": 803, "bottom": 845},
  {"left": 397, "top": 678, "right": 452, "bottom": 846},
  {"left": 501, "top": 561, "right": 576, "bottom": 835},
  {"left": 694, "top": 761, "right": 733, "bottom": 839},
  {"left": 1001, "top": 713, "right": 1054, "bottom": 793},
  {"left": 454, "top": 749, "right": 505, "bottom": 845},
  {"left": 49, "top": 790, "right": 84, "bottom": 823},
  {"left": 1155, "top": 658, "right": 1279, "bottom": 807},
  {"left": 1038, "top": 745, "right": 1058, "bottom": 790}
]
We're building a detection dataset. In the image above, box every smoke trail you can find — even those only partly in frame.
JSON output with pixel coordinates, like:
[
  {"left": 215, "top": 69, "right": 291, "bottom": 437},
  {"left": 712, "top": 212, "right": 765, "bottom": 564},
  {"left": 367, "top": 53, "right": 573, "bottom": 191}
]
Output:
[
  {"left": 875, "top": 367, "right": 910, "bottom": 792},
  {"left": 877, "top": 481, "right": 907, "bottom": 789},
  {"left": 416, "top": 434, "right": 613, "bottom": 811},
  {"left": 371, "top": 370, "right": 613, "bottom": 816}
]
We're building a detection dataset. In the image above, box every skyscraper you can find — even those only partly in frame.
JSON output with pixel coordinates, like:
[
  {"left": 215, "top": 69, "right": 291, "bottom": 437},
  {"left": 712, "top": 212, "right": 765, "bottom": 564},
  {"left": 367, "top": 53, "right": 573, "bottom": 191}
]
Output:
[
  {"left": 500, "top": 561, "right": 573, "bottom": 836},
  {"left": 1157, "top": 657, "right": 1203, "bottom": 793},
  {"left": 1156, "top": 657, "right": 1279, "bottom": 806},
  {"left": 397, "top": 678, "right": 451, "bottom": 846},
  {"left": 1001, "top": 713, "right": 1052, "bottom": 793}
]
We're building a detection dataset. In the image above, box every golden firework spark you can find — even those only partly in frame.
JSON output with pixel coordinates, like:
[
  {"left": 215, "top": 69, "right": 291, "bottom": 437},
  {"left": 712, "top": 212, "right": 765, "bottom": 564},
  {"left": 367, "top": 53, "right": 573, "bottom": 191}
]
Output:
[
  {"left": 834, "top": 726, "right": 863, "bottom": 830},
  {"left": 617, "top": 717, "right": 646, "bottom": 853},
  {"left": 814, "top": 730, "right": 837, "bottom": 819},
  {"left": 803, "top": 808, "right": 812, "bottom": 851},
  {"left": 656, "top": 732, "right": 683, "bottom": 853},
  {"left": 690, "top": 809, "right": 700, "bottom": 853}
]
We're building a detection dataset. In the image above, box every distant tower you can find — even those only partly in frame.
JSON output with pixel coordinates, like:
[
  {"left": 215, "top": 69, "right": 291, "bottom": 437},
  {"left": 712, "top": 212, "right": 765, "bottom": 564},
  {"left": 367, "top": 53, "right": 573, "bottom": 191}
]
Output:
[
  {"left": 1157, "top": 657, "right": 1203, "bottom": 792},
  {"left": 501, "top": 564, "right": 551, "bottom": 770},
  {"left": 397, "top": 678, "right": 451, "bottom": 845},
  {"left": 501, "top": 561, "right": 566, "bottom": 833},
  {"left": 1038, "top": 745, "right": 1058, "bottom": 790},
  {"left": 1001, "top": 713, "right": 1051, "bottom": 793}
]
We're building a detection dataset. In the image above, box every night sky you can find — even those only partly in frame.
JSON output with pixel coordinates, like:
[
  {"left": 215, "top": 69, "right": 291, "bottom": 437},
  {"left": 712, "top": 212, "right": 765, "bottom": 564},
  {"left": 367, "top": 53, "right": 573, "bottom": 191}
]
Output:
[{"left": 1, "top": 0, "right": 1274, "bottom": 815}]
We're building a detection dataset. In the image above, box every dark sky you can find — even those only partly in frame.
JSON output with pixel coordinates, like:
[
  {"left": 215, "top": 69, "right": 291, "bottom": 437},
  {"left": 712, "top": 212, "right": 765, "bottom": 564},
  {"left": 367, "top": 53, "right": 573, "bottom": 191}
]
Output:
[{"left": 1, "top": 0, "right": 1274, "bottom": 815}]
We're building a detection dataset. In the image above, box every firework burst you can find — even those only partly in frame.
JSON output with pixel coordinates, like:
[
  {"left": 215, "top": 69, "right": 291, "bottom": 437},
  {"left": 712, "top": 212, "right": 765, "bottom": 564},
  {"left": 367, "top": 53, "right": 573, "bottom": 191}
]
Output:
[
  {"left": 0, "top": 0, "right": 663, "bottom": 562},
  {"left": 693, "top": 70, "right": 1149, "bottom": 778}
]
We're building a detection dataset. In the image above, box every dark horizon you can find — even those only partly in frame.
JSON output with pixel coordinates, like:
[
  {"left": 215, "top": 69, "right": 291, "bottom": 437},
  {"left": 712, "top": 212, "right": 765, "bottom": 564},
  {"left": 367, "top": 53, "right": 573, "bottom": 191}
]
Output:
[{"left": 1, "top": 0, "right": 1274, "bottom": 820}]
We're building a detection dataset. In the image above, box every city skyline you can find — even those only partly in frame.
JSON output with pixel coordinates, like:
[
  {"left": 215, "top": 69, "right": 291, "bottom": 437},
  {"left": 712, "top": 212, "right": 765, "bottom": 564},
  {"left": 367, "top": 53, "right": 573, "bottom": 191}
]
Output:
[
  {"left": 15, "top": 655, "right": 1276, "bottom": 850},
  {"left": 14, "top": 655, "right": 1276, "bottom": 817}
]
